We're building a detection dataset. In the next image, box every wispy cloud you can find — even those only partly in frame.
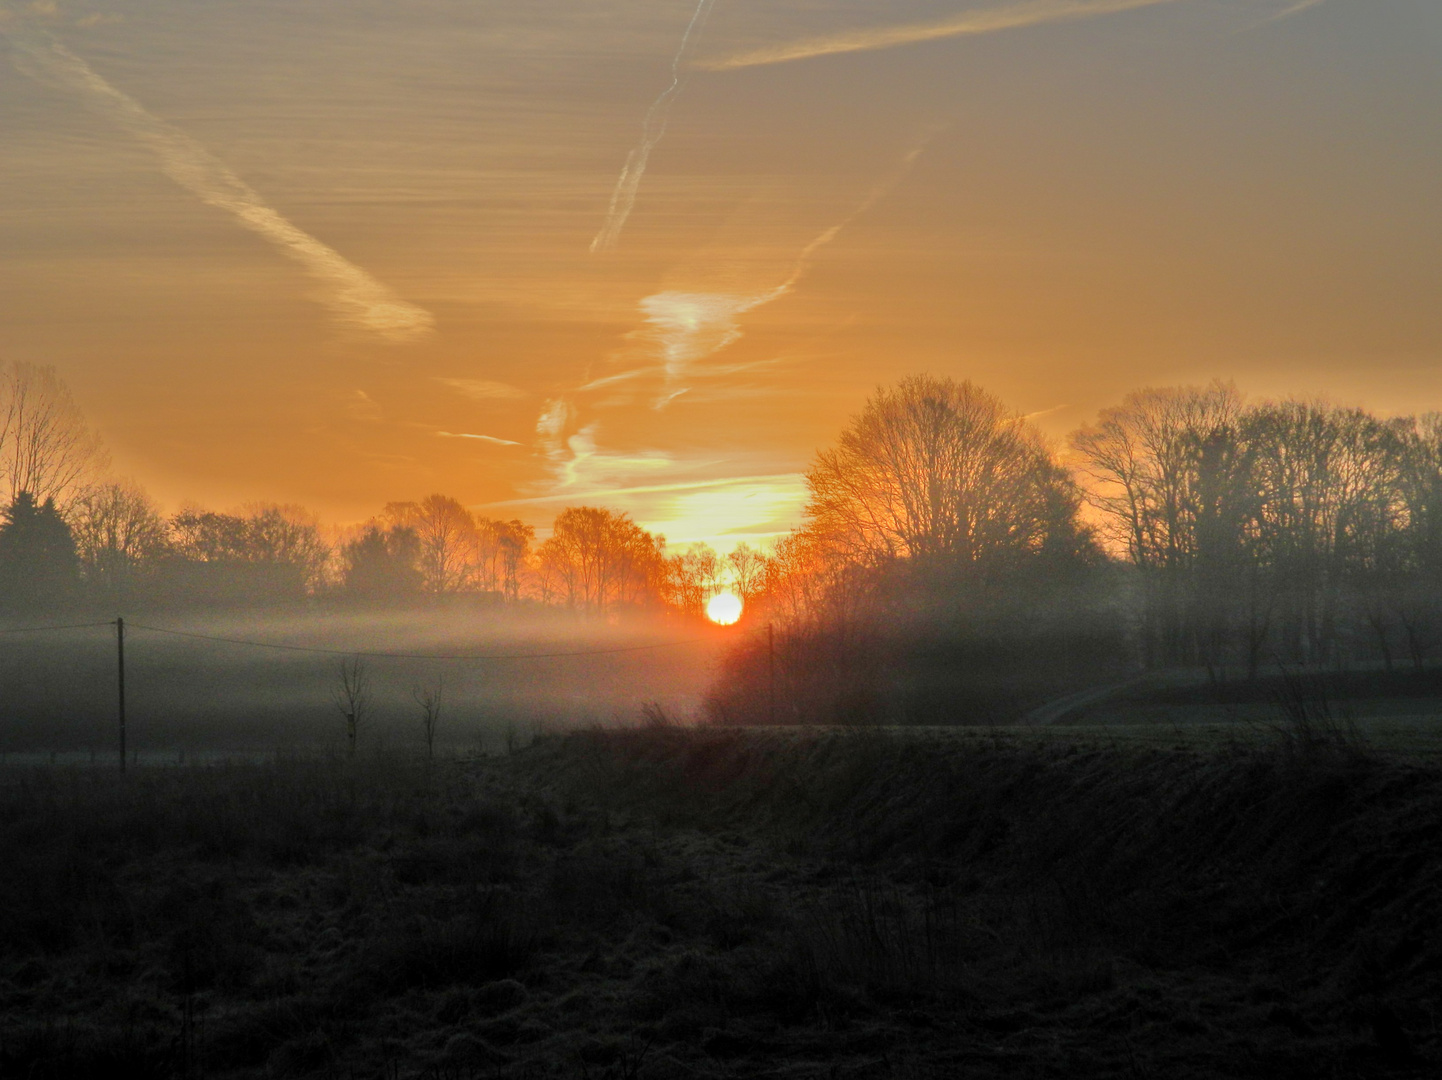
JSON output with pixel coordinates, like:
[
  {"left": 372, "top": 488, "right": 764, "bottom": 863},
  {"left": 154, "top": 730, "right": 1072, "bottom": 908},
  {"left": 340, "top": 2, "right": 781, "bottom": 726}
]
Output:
[
  {"left": 480, "top": 471, "right": 808, "bottom": 548},
  {"left": 591, "top": 0, "right": 716, "bottom": 253},
  {"left": 435, "top": 431, "right": 522, "bottom": 446},
  {"left": 2, "top": 24, "right": 433, "bottom": 341},
  {"left": 577, "top": 369, "right": 651, "bottom": 393},
  {"left": 638, "top": 291, "right": 771, "bottom": 396},
  {"left": 638, "top": 137, "right": 935, "bottom": 406},
  {"left": 1257, "top": 0, "right": 1327, "bottom": 25},
  {"left": 696, "top": 0, "right": 1182, "bottom": 71},
  {"left": 347, "top": 389, "right": 383, "bottom": 421},
  {"left": 433, "top": 378, "right": 528, "bottom": 400},
  {"left": 528, "top": 138, "right": 933, "bottom": 505},
  {"left": 478, "top": 473, "right": 803, "bottom": 507},
  {"left": 549, "top": 425, "right": 672, "bottom": 491},
  {"left": 1020, "top": 403, "right": 1071, "bottom": 422},
  {"left": 535, "top": 398, "right": 575, "bottom": 460}
]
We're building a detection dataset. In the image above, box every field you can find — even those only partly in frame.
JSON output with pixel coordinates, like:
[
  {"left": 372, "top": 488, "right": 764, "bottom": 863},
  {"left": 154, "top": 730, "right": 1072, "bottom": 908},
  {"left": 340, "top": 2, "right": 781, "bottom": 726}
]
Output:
[
  {"left": 3, "top": 715, "right": 1442, "bottom": 1079},
  {"left": 0, "top": 610, "right": 721, "bottom": 755}
]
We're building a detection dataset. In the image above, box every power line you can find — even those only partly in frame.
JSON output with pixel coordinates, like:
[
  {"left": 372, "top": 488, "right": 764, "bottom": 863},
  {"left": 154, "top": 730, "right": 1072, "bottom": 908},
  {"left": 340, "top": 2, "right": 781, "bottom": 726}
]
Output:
[
  {"left": 0, "top": 621, "right": 116, "bottom": 634},
  {"left": 124, "top": 621, "right": 707, "bottom": 661}
]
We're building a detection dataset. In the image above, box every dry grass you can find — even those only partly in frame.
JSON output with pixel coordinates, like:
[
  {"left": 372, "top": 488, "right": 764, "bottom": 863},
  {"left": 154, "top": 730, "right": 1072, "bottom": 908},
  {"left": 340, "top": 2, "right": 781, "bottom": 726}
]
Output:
[{"left": 2, "top": 725, "right": 1440, "bottom": 1077}]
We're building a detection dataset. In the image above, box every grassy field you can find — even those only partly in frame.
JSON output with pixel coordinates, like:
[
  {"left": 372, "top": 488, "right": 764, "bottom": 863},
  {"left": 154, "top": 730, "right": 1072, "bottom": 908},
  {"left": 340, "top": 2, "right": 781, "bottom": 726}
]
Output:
[{"left": 2, "top": 720, "right": 1441, "bottom": 1078}]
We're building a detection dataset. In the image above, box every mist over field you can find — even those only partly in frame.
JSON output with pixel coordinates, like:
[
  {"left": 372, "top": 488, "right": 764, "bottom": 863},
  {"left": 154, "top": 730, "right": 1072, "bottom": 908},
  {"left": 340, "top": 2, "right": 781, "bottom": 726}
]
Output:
[{"left": 0, "top": 607, "right": 723, "bottom": 756}]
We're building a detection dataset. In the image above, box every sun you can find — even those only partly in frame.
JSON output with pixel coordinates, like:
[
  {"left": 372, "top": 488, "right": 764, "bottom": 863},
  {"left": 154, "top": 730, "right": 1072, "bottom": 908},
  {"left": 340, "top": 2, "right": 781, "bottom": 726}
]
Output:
[{"left": 706, "top": 591, "right": 743, "bottom": 625}]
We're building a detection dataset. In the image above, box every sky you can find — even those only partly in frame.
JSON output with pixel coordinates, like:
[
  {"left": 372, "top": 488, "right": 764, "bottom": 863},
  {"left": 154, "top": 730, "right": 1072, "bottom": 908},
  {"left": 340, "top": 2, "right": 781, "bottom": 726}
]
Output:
[{"left": 1, "top": 0, "right": 1438, "bottom": 549}]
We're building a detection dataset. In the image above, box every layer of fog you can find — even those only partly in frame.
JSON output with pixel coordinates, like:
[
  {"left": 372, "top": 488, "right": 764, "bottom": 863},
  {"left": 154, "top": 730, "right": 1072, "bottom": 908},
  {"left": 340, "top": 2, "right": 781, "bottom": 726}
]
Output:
[{"left": 0, "top": 607, "right": 729, "bottom": 756}]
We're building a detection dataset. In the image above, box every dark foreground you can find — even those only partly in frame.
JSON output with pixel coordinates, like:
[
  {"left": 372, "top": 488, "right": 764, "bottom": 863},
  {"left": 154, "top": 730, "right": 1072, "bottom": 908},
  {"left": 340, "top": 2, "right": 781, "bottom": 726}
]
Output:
[{"left": 2, "top": 726, "right": 1440, "bottom": 1078}]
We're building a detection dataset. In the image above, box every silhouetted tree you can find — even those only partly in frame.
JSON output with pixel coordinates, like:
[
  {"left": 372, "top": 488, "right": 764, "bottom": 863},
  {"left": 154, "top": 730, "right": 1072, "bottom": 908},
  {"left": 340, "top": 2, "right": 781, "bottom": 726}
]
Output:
[
  {"left": 1391, "top": 414, "right": 1442, "bottom": 667},
  {"left": 1072, "top": 381, "right": 1246, "bottom": 667},
  {"left": 666, "top": 543, "right": 723, "bottom": 616},
  {"left": 341, "top": 524, "right": 423, "bottom": 602},
  {"left": 808, "top": 375, "right": 1091, "bottom": 587},
  {"left": 709, "top": 376, "right": 1112, "bottom": 726},
  {"left": 0, "top": 491, "right": 79, "bottom": 611},
  {"left": 1073, "top": 386, "right": 1431, "bottom": 675},
  {"left": 241, "top": 504, "right": 331, "bottom": 591},
  {"left": 474, "top": 517, "right": 534, "bottom": 601},
  {"left": 333, "top": 656, "right": 371, "bottom": 758},
  {"left": 169, "top": 506, "right": 250, "bottom": 562},
  {"left": 384, "top": 496, "right": 477, "bottom": 593},
  {"left": 536, "top": 507, "right": 666, "bottom": 614},
  {"left": 0, "top": 363, "right": 107, "bottom": 507},
  {"left": 726, "top": 542, "right": 769, "bottom": 606},
  {"left": 68, "top": 480, "right": 169, "bottom": 598},
  {"left": 413, "top": 676, "right": 443, "bottom": 762},
  {"left": 163, "top": 503, "right": 329, "bottom": 604}
]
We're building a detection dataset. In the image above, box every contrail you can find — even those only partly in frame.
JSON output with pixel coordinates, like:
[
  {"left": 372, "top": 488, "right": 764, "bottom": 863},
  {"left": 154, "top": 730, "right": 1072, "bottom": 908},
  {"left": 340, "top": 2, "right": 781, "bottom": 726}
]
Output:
[
  {"left": 696, "top": 0, "right": 1182, "bottom": 71},
  {"left": 1257, "top": 0, "right": 1327, "bottom": 25},
  {"left": 591, "top": 0, "right": 716, "bottom": 253},
  {"left": 476, "top": 472, "right": 803, "bottom": 507},
  {"left": 772, "top": 139, "right": 933, "bottom": 295},
  {"left": 435, "top": 431, "right": 522, "bottom": 446},
  {"left": 2, "top": 26, "right": 434, "bottom": 342},
  {"left": 643, "top": 135, "right": 936, "bottom": 404}
]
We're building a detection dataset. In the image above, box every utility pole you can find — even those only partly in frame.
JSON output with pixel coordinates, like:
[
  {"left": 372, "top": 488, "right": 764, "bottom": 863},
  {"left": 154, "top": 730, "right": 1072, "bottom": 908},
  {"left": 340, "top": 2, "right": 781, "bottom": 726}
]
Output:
[
  {"left": 116, "top": 617, "right": 126, "bottom": 773},
  {"left": 768, "top": 621, "right": 776, "bottom": 726}
]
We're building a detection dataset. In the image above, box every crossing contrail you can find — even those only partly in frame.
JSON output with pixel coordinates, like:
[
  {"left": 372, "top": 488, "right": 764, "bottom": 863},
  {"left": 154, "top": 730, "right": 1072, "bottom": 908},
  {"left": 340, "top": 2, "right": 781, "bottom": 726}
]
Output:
[
  {"left": 696, "top": 0, "right": 1182, "bottom": 71},
  {"left": 2, "top": 25, "right": 434, "bottom": 342},
  {"left": 591, "top": 0, "right": 716, "bottom": 253}
]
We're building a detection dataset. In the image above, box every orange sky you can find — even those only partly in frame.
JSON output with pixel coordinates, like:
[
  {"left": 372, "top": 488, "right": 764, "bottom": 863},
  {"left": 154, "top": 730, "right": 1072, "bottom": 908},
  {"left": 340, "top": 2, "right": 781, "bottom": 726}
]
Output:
[{"left": 1, "top": 0, "right": 1439, "bottom": 549}]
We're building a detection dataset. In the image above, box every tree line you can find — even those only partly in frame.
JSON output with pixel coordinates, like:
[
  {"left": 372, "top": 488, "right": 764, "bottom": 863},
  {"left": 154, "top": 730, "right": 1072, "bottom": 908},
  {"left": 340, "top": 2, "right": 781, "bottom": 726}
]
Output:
[
  {"left": 11, "top": 357, "right": 1442, "bottom": 723},
  {"left": 17, "top": 481, "right": 754, "bottom": 617},
  {"left": 1073, "top": 382, "right": 1442, "bottom": 677},
  {"left": 707, "top": 375, "right": 1442, "bottom": 724},
  {"left": 0, "top": 361, "right": 749, "bottom": 616}
]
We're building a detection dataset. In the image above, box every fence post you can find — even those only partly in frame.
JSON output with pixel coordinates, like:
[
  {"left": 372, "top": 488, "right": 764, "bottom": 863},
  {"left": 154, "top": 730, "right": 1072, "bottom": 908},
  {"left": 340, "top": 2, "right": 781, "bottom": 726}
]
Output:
[{"left": 116, "top": 617, "right": 126, "bottom": 773}]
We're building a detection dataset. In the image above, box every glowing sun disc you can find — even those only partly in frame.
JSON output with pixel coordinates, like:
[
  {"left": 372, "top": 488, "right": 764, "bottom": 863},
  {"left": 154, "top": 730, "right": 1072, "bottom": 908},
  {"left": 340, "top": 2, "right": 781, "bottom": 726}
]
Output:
[{"left": 706, "top": 591, "right": 743, "bottom": 625}]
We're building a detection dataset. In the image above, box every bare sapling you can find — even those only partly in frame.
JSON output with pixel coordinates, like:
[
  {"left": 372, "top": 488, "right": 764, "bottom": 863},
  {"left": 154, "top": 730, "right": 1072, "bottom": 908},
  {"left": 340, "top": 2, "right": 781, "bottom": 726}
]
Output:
[
  {"left": 333, "top": 656, "right": 372, "bottom": 757},
  {"left": 413, "top": 676, "right": 443, "bottom": 762}
]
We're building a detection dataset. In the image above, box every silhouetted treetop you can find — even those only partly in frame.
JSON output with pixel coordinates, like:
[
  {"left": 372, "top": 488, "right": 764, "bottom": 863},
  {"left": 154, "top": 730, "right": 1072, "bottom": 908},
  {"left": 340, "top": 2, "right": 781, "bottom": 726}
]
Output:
[
  {"left": 341, "top": 523, "right": 423, "bottom": 601},
  {"left": 536, "top": 506, "right": 667, "bottom": 614},
  {"left": 805, "top": 375, "right": 1090, "bottom": 576},
  {"left": 69, "top": 480, "right": 168, "bottom": 596},
  {"left": 0, "top": 363, "right": 106, "bottom": 507},
  {"left": 0, "top": 491, "right": 78, "bottom": 610}
]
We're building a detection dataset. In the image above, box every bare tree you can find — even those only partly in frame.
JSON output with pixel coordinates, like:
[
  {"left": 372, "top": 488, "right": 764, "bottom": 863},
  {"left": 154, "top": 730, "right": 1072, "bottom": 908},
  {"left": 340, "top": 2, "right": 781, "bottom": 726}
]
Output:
[
  {"left": 412, "top": 676, "right": 443, "bottom": 762},
  {"left": 0, "top": 363, "right": 108, "bottom": 507},
  {"left": 241, "top": 503, "right": 332, "bottom": 591},
  {"left": 667, "top": 543, "right": 723, "bottom": 616},
  {"left": 807, "top": 375, "right": 1086, "bottom": 576},
  {"left": 536, "top": 506, "right": 667, "bottom": 614},
  {"left": 474, "top": 517, "right": 534, "bottom": 600},
  {"left": 384, "top": 495, "right": 477, "bottom": 593},
  {"left": 68, "top": 480, "right": 168, "bottom": 593},
  {"left": 1245, "top": 401, "right": 1402, "bottom": 666},
  {"left": 169, "top": 505, "right": 251, "bottom": 562},
  {"left": 1072, "top": 382, "right": 1248, "bottom": 666},
  {"left": 167, "top": 501, "right": 330, "bottom": 601},
  {"left": 726, "top": 542, "right": 769, "bottom": 605},
  {"left": 333, "top": 656, "right": 372, "bottom": 757}
]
